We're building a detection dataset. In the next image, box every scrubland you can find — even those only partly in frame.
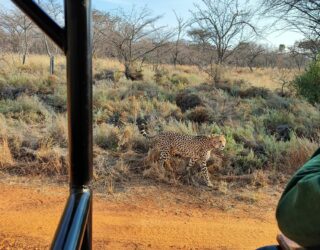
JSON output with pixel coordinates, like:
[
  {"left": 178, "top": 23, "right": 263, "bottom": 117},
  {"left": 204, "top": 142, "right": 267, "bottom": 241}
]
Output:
[{"left": 0, "top": 54, "right": 318, "bottom": 198}]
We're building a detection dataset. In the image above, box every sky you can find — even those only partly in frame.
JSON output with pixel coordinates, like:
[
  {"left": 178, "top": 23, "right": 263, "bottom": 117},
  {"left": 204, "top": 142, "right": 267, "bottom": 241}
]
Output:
[{"left": 3, "top": 0, "right": 304, "bottom": 47}]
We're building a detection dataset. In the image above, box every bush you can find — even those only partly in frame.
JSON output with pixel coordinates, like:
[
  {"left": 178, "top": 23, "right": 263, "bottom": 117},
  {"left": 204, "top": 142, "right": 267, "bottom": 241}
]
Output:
[
  {"left": 186, "top": 106, "right": 212, "bottom": 123},
  {"left": 239, "top": 86, "right": 271, "bottom": 99},
  {"left": 175, "top": 91, "right": 203, "bottom": 112},
  {"left": 94, "top": 69, "right": 115, "bottom": 82},
  {"left": 48, "top": 115, "right": 68, "bottom": 147},
  {"left": 264, "top": 93, "right": 291, "bottom": 110},
  {"left": 40, "top": 84, "right": 67, "bottom": 113},
  {"left": 0, "top": 86, "right": 28, "bottom": 100},
  {"left": 293, "top": 60, "right": 320, "bottom": 104},
  {"left": 170, "top": 74, "right": 190, "bottom": 85},
  {"left": 263, "top": 110, "right": 295, "bottom": 136},
  {"left": 125, "top": 66, "right": 143, "bottom": 81},
  {"left": 232, "top": 150, "right": 265, "bottom": 174},
  {"left": 215, "top": 80, "right": 241, "bottom": 96},
  {"left": 153, "top": 68, "right": 169, "bottom": 84},
  {"left": 0, "top": 95, "right": 51, "bottom": 123},
  {"left": 94, "top": 124, "right": 120, "bottom": 151}
]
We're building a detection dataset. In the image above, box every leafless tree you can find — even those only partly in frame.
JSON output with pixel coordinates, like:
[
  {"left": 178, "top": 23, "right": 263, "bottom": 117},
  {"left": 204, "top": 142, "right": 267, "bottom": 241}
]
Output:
[
  {"left": 171, "top": 10, "right": 188, "bottom": 67},
  {"left": 92, "top": 10, "right": 119, "bottom": 58},
  {"left": 190, "top": 0, "right": 257, "bottom": 65},
  {"left": 261, "top": 0, "right": 320, "bottom": 58},
  {"left": 37, "top": 0, "right": 63, "bottom": 73},
  {"left": 0, "top": 25, "right": 10, "bottom": 53},
  {"left": 104, "top": 6, "right": 172, "bottom": 80},
  {"left": 233, "top": 42, "right": 265, "bottom": 71},
  {"left": 185, "top": 39, "right": 222, "bottom": 82},
  {"left": 0, "top": 8, "right": 34, "bottom": 64},
  {"left": 288, "top": 42, "right": 309, "bottom": 70},
  {"left": 272, "top": 68, "right": 297, "bottom": 96}
]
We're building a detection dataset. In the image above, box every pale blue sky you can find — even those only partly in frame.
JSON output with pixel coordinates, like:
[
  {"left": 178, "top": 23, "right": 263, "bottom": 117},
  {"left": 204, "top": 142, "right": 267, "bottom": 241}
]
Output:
[{"left": 3, "top": 0, "right": 304, "bottom": 47}]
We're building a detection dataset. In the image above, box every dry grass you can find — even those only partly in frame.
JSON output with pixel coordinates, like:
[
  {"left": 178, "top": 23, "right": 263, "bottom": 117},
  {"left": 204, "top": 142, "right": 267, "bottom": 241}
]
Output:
[
  {"left": 0, "top": 53, "right": 66, "bottom": 76},
  {"left": 0, "top": 138, "right": 14, "bottom": 167},
  {"left": 0, "top": 53, "right": 318, "bottom": 195},
  {"left": 285, "top": 137, "right": 318, "bottom": 174},
  {"left": 1, "top": 54, "right": 297, "bottom": 91},
  {"left": 93, "top": 57, "right": 124, "bottom": 80},
  {"left": 224, "top": 67, "right": 299, "bottom": 90},
  {"left": 48, "top": 114, "right": 68, "bottom": 147}
]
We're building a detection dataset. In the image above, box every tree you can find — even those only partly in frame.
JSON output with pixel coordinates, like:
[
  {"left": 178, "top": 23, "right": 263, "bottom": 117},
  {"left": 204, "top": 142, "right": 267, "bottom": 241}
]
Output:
[
  {"left": 92, "top": 10, "right": 119, "bottom": 58},
  {"left": 279, "top": 44, "right": 285, "bottom": 52},
  {"left": 190, "top": 0, "right": 257, "bottom": 65},
  {"left": 233, "top": 42, "right": 265, "bottom": 71},
  {"left": 293, "top": 59, "right": 320, "bottom": 104},
  {"left": 187, "top": 29, "right": 217, "bottom": 80},
  {"left": 37, "top": 0, "right": 63, "bottom": 74},
  {"left": 0, "top": 8, "right": 34, "bottom": 64},
  {"left": 104, "top": 7, "right": 172, "bottom": 80},
  {"left": 171, "top": 11, "right": 188, "bottom": 67},
  {"left": 297, "top": 40, "right": 320, "bottom": 60},
  {"left": 288, "top": 42, "right": 309, "bottom": 70},
  {"left": 262, "top": 0, "right": 320, "bottom": 58}
]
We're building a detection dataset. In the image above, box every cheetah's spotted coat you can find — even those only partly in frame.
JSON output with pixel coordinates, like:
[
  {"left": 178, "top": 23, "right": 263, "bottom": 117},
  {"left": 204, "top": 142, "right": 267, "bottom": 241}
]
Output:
[{"left": 141, "top": 130, "right": 226, "bottom": 187}]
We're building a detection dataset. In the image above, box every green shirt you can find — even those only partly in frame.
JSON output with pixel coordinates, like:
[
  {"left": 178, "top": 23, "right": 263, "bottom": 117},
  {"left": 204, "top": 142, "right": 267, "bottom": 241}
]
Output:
[{"left": 276, "top": 148, "right": 320, "bottom": 247}]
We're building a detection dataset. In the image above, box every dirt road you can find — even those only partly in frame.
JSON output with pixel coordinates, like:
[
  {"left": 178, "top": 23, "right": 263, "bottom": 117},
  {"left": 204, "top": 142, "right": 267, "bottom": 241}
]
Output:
[{"left": 0, "top": 181, "right": 279, "bottom": 249}]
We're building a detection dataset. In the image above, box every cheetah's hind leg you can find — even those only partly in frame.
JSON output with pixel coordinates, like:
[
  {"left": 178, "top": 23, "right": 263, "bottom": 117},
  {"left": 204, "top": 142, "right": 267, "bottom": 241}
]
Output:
[{"left": 185, "top": 158, "right": 198, "bottom": 186}]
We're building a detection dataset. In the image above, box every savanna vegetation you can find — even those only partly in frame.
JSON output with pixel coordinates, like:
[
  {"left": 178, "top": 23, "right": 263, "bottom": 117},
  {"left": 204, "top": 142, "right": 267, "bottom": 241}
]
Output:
[
  {"left": 0, "top": 54, "right": 318, "bottom": 195},
  {"left": 1, "top": 0, "right": 319, "bottom": 196}
]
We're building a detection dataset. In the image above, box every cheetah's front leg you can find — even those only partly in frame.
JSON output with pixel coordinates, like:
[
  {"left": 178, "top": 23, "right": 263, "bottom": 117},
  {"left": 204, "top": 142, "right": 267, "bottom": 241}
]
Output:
[
  {"left": 200, "top": 161, "right": 213, "bottom": 188},
  {"left": 159, "top": 150, "right": 169, "bottom": 173}
]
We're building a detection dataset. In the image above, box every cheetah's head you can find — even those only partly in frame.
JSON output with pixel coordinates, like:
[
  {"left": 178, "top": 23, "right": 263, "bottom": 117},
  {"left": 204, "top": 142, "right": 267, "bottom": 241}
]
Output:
[{"left": 210, "top": 135, "right": 226, "bottom": 150}]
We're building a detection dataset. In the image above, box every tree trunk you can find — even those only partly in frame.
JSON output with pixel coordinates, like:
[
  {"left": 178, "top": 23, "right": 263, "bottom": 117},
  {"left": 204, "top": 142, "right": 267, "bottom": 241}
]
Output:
[
  {"left": 124, "top": 63, "right": 131, "bottom": 80},
  {"left": 44, "top": 35, "right": 55, "bottom": 75},
  {"left": 22, "top": 54, "right": 26, "bottom": 65},
  {"left": 22, "top": 29, "right": 28, "bottom": 65},
  {"left": 173, "top": 56, "right": 177, "bottom": 68},
  {"left": 50, "top": 56, "right": 55, "bottom": 75},
  {"left": 124, "top": 62, "right": 143, "bottom": 81}
]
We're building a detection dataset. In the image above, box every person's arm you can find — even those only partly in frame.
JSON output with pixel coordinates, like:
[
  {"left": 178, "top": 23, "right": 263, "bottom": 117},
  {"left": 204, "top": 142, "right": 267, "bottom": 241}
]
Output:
[{"left": 276, "top": 149, "right": 320, "bottom": 248}]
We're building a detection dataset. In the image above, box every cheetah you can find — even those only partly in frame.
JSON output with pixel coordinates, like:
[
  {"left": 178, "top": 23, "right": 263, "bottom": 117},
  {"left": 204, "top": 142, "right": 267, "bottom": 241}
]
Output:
[{"left": 140, "top": 127, "right": 226, "bottom": 187}]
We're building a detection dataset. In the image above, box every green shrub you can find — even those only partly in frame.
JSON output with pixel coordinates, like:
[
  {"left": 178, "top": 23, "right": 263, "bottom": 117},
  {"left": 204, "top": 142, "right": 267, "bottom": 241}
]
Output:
[
  {"left": 40, "top": 84, "right": 67, "bottom": 113},
  {"left": 47, "top": 114, "right": 68, "bottom": 147},
  {"left": 0, "top": 95, "right": 51, "bottom": 123},
  {"left": 170, "top": 74, "right": 190, "bottom": 85},
  {"left": 262, "top": 110, "right": 295, "bottom": 135},
  {"left": 293, "top": 60, "right": 320, "bottom": 104},
  {"left": 120, "top": 82, "right": 174, "bottom": 102},
  {"left": 239, "top": 86, "right": 271, "bottom": 99},
  {"left": 153, "top": 68, "right": 169, "bottom": 84},
  {"left": 232, "top": 150, "right": 265, "bottom": 174},
  {"left": 94, "top": 124, "right": 120, "bottom": 151},
  {"left": 264, "top": 93, "right": 291, "bottom": 110},
  {"left": 215, "top": 80, "right": 241, "bottom": 96}
]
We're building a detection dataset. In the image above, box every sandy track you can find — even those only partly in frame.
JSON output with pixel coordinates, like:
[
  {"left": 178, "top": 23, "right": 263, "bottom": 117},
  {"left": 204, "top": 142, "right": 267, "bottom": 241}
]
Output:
[{"left": 0, "top": 183, "right": 278, "bottom": 249}]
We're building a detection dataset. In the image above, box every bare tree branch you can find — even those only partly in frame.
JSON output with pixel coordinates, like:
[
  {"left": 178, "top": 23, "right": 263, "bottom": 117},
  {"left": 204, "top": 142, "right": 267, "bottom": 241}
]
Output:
[
  {"left": 190, "top": 0, "right": 258, "bottom": 65},
  {"left": 103, "top": 6, "right": 173, "bottom": 80}
]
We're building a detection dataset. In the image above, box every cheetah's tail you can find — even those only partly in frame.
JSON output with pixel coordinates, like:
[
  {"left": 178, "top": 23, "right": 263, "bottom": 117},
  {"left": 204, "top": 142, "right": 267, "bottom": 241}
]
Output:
[
  {"left": 140, "top": 127, "right": 149, "bottom": 138},
  {"left": 136, "top": 118, "right": 155, "bottom": 139}
]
